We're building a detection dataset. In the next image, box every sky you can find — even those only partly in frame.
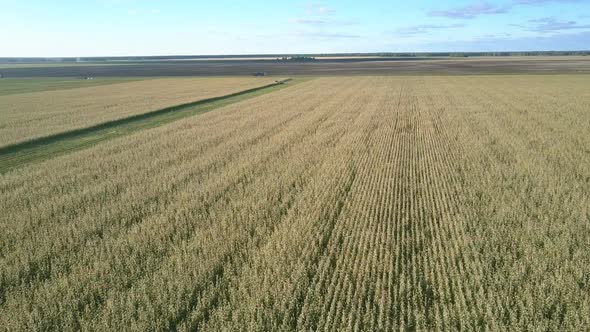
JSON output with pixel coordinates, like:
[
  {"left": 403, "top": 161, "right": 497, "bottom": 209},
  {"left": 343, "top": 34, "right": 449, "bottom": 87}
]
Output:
[{"left": 0, "top": 0, "right": 589, "bottom": 57}]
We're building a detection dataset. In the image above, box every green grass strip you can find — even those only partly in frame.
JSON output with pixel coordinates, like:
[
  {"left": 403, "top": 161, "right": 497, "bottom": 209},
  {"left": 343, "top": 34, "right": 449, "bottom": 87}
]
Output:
[{"left": 0, "top": 78, "right": 298, "bottom": 173}]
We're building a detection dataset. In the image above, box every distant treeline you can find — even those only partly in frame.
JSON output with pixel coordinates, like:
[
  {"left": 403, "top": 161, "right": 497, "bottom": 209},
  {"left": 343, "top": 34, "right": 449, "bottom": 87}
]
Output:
[
  {"left": 0, "top": 51, "right": 588, "bottom": 63},
  {"left": 278, "top": 56, "right": 317, "bottom": 62}
]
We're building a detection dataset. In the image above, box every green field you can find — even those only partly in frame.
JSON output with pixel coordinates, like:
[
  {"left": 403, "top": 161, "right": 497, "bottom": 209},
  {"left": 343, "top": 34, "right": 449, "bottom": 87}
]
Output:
[{"left": 1, "top": 75, "right": 589, "bottom": 331}]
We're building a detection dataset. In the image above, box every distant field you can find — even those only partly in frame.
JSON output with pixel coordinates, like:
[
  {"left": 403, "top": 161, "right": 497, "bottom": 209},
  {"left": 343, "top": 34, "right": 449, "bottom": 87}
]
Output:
[
  {"left": 0, "top": 77, "right": 278, "bottom": 148},
  {"left": 1, "top": 56, "right": 589, "bottom": 77},
  {"left": 1, "top": 75, "right": 589, "bottom": 330},
  {"left": 0, "top": 63, "right": 131, "bottom": 69},
  {"left": 0, "top": 77, "right": 142, "bottom": 96}
]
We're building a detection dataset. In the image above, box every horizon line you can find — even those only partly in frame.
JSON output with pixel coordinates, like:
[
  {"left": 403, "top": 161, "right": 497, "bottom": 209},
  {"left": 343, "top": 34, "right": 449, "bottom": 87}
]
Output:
[{"left": 1, "top": 50, "right": 589, "bottom": 60}]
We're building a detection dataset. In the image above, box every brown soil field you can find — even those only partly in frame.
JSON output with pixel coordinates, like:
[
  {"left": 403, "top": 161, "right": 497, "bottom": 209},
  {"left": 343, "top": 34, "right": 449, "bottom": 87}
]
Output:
[{"left": 0, "top": 57, "right": 588, "bottom": 77}]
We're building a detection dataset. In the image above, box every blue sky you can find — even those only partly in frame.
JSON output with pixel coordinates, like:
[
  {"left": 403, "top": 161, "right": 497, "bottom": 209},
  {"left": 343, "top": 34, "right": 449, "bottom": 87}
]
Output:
[{"left": 1, "top": 0, "right": 589, "bottom": 56}]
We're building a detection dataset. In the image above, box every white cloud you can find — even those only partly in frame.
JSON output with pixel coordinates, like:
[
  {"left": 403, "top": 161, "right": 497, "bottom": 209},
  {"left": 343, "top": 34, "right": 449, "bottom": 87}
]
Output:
[{"left": 305, "top": 3, "right": 336, "bottom": 16}]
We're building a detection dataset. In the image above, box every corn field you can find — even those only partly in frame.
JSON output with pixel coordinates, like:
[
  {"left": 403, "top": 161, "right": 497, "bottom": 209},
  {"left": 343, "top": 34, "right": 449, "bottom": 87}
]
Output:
[
  {"left": 0, "top": 75, "right": 589, "bottom": 331},
  {"left": 0, "top": 77, "right": 277, "bottom": 147}
]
